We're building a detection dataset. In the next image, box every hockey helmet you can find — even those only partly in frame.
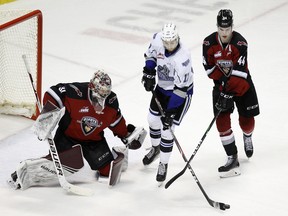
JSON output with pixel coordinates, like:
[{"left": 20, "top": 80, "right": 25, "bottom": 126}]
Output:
[
  {"left": 217, "top": 9, "right": 233, "bottom": 28},
  {"left": 161, "top": 23, "right": 179, "bottom": 51},
  {"left": 88, "top": 70, "right": 112, "bottom": 113}
]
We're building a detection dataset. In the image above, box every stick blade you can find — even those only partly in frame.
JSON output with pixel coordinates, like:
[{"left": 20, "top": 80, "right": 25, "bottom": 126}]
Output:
[
  {"left": 64, "top": 183, "right": 94, "bottom": 196},
  {"left": 220, "top": 203, "right": 230, "bottom": 210},
  {"left": 213, "top": 202, "right": 230, "bottom": 211},
  {"left": 164, "top": 170, "right": 184, "bottom": 189}
]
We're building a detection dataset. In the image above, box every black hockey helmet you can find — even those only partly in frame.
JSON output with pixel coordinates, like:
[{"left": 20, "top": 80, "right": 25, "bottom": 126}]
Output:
[{"left": 217, "top": 9, "right": 233, "bottom": 27}]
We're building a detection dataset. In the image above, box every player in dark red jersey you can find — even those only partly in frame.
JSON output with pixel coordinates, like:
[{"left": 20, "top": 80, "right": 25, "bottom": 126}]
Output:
[
  {"left": 42, "top": 70, "right": 139, "bottom": 175},
  {"left": 8, "top": 70, "right": 146, "bottom": 190},
  {"left": 202, "top": 9, "right": 260, "bottom": 177}
]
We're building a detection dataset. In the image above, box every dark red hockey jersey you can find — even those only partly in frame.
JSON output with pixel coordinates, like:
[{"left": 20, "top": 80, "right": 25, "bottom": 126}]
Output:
[
  {"left": 43, "top": 82, "right": 128, "bottom": 142},
  {"left": 202, "top": 31, "right": 251, "bottom": 96}
]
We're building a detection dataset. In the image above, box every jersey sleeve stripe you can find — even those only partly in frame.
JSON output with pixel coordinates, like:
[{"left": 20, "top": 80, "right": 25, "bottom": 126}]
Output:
[
  {"left": 231, "top": 70, "right": 248, "bottom": 79},
  {"left": 47, "top": 88, "right": 64, "bottom": 108},
  {"left": 206, "top": 65, "right": 216, "bottom": 76},
  {"left": 110, "top": 114, "right": 123, "bottom": 127}
]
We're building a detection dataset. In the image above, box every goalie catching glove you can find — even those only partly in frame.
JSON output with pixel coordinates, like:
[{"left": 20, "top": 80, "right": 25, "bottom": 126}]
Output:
[{"left": 121, "top": 124, "right": 147, "bottom": 149}]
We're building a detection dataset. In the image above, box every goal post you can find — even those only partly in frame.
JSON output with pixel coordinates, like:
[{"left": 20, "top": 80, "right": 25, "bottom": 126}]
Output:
[{"left": 0, "top": 9, "right": 42, "bottom": 119}]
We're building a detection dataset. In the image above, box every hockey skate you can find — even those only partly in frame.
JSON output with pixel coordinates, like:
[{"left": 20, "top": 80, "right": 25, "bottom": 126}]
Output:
[
  {"left": 218, "top": 154, "right": 240, "bottom": 178},
  {"left": 243, "top": 134, "right": 253, "bottom": 158},
  {"left": 156, "top": 162, "right": 168, "bottom": 186},
  {"left": 142, "top": 145, "right": 160, "bottom": 165},
  {"left": 7, "top": 171, "right": 21, "bottom": 190}
]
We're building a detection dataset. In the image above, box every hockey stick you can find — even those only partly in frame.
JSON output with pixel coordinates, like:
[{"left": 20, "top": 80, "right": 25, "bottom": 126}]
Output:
[
  {"left": 165, "top": 109, "right": 221, "bottom": 189},
  {"left": 23, "top": 54, "right": 94, "bottom": 196},
  {"left": 152, "top": 91, "right": 229, "bottom": 210},
  {"left": 166, "top": 82, "right": 229, "bottom": 189}
]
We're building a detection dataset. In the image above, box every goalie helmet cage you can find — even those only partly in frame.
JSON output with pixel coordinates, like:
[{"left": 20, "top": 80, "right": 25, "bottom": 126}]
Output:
[{"left": 0, "top": 9, "right": 42, "bottom": 119}]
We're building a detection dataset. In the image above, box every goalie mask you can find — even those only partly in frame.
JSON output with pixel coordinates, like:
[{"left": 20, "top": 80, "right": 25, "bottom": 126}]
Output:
[
  {"left": 88, "top": 70, "right": 112, "bottom": 113},
  {"left": 161, "top": 23, "right": 179, "bottom": 52}
]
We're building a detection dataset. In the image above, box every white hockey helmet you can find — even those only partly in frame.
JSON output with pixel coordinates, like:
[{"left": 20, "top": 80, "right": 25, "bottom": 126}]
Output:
[
  {"left": 88, "top": 70, "right": 112, "bottom": 113},
  {"left": 161, "top": 23, "right": 179, "bottom": 51}
]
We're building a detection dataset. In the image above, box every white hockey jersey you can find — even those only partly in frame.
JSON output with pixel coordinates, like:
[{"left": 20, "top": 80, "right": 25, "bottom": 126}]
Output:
[{"left": 145, "top": 32, "right": 194, "bottom": 95}]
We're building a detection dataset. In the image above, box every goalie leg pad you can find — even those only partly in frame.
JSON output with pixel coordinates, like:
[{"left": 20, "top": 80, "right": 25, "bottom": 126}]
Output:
[
  {"left": 108, "top": 150, "right": 125, "bottom": 187},
  {"left": 112, "top": 146, "right": 128, "bottom": 172},
  {"left": 95, "top": 147, "right": 128, "bottom": 186},
  {"left": 44, "top": 144, "right": 84, "bottom": 170},
  {"left": 8, "top": 144, "right": 84, "bottom": 190},
  {"left": 16, "top": 158, "right": 65, "bottom": 190}
]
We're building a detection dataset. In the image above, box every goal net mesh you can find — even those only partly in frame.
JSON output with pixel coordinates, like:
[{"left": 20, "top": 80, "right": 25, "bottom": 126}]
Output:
[{"left": 0, "top": 10, "right": 42, "bottom": 118}]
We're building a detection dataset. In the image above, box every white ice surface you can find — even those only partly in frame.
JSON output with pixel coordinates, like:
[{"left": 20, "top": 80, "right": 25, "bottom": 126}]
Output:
[{"left": 1, "top": 0, "right": 288, "bottom": 215}]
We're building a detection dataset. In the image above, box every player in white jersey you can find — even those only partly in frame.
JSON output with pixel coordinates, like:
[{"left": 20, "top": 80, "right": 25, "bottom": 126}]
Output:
[{"left": 141, "top": 23, "right": 194, "bottom": 183}]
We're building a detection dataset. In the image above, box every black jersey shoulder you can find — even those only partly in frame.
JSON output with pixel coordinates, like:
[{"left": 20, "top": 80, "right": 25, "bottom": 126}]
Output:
[
  {"left": 105, "top": 91, "right": 119, "bottom": 111},
  {"left": 203, "top": 32, "right": 218, "bottom": 46},
  {"left": 230, "top": 31, "right": 248, "bottom": 47},
  {"left": 64, "top": 82, "right": 89, "bottom": 100},
  {"left": 49, "top": 82, "right": 88, "bottom": 101}
]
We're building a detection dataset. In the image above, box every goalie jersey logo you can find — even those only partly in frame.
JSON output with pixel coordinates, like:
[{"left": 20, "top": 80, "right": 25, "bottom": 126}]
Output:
[{"left": 79, "top": 116, "right": 102, "bottom": 135}]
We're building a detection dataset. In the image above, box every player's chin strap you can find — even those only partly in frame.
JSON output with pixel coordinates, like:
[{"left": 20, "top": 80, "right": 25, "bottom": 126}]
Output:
[{"left": 23, "top": 54, "right": 94, "bottom": 196}]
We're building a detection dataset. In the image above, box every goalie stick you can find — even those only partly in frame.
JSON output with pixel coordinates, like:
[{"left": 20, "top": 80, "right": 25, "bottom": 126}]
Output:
[
  {"left": 23, "top": 54, "right": 94, "bottom": 196},
  {"left": 152, "top": 91, "right": 229, "bottom": 210}
]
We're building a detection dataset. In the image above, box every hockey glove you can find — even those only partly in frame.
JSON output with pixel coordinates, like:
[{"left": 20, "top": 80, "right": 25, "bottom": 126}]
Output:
[
  {"left": 142, "top": 67, "right": 156, "bottom": 92},
  {"left": 121, "top": 124, "right": 147, "bottom": 149},
  {"left": 121, "top": 124, "right": 136, "bottom": 144},
  {"left": 215, "top": 91, "right": 234, "bottom": 111},
  {"left": 161, "top": 111, "right": 176, "bottom": 130}
]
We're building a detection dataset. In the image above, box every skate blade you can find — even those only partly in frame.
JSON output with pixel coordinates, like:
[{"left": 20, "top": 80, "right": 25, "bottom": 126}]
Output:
[{"left": 219, "top": 167, "right": 241, "bottom": 178}]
